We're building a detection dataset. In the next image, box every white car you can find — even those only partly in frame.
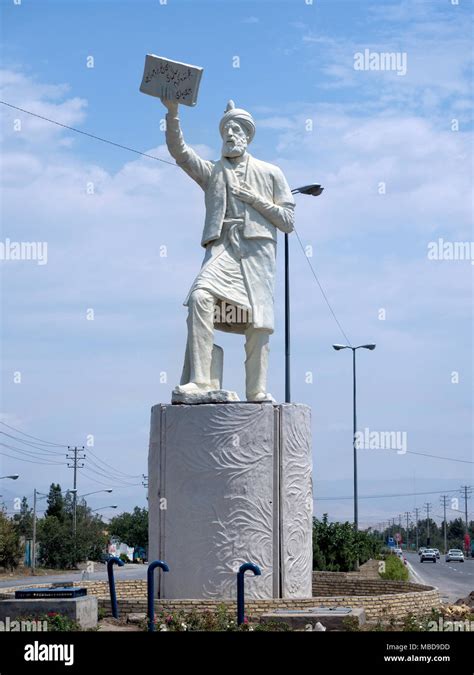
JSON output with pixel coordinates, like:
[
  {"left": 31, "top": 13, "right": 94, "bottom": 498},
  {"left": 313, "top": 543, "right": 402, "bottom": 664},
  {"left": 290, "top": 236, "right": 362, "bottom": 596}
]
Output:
[
  {"left": 420, "top": 549, "right": 437, "bottom": 563},
  {"left": 446, "top": 549, "right": 464, "bottom": 562}
]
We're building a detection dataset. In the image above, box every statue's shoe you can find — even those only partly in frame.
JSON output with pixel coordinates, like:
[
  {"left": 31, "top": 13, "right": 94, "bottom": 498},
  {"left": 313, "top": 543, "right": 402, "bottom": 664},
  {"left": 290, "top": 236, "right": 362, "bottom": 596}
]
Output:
[
  {"left": 172, "top": 383, "right": 240, "bottom": 404},
  {"left": 247, "top": 392, "right": 276, "bottom": 403},
  {"left": 174, "top": 382, "right": 212, "bottom": 395}
]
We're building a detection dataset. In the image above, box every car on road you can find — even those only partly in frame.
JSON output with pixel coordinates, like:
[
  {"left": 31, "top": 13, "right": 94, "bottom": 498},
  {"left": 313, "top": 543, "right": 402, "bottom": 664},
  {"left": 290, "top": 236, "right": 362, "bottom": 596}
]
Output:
[
  {"left": 420, "top": 548, "right": 437, "bottom": 563},
  {"left": 418, "top": 547, "right": 427, "bottom": 556},
  {"left": 446, "top": 549, "right": 464, "bottom": 563},
  {"left": 432, "top": 548, "right": 440, "bottom": 559},
  {"left": 392, "top": 548, "right": 407, "bottom": 565}
]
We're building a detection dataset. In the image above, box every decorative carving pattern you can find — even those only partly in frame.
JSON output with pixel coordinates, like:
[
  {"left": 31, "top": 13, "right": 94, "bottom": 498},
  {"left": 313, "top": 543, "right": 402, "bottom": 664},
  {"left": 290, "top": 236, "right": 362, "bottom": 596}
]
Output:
[
  {"left": 280, "top": 406, "right": 313, "bottom": 598},
  {"left": 148, "top": 403, "right": 312, "bottom": 600}
]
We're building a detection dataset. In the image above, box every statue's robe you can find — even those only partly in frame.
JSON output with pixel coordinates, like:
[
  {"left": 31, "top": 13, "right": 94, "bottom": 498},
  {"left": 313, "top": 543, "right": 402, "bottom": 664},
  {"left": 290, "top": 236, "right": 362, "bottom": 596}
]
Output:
[{"left": 166, "top": 113, "right": 295, "bottom": 335}]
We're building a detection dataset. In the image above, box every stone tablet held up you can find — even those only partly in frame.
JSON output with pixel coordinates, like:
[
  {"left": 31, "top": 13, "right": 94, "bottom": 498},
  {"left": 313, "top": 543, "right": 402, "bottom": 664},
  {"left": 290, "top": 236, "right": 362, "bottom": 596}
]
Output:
[{"left": 139, "top": 54, "right": 203, "bottom": 106}]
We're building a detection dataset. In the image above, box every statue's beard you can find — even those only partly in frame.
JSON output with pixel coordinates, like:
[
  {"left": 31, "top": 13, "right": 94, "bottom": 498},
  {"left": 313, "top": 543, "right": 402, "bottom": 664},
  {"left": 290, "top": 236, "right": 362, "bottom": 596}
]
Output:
[{"left": 222, "top": 138, "right": 247, "bottom": 158}]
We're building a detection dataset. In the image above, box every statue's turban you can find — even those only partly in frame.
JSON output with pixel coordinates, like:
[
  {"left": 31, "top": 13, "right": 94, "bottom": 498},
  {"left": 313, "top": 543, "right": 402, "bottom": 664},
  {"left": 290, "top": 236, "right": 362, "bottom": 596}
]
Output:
[{"left": 219, "top": 100, "right": 256, "bottom": 143}]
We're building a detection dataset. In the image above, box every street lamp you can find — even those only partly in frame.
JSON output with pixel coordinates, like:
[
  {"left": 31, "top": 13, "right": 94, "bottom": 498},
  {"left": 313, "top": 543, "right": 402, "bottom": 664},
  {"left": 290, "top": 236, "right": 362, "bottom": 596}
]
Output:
[
  {"left": 92, "top": 505, "right": 118, "bottom": 512},
  {"left": 286, "top": 184, "right": 324, "bottom": 403},
  {"left": 332, "top": 343, "right": 376, "bottom": 532},
  {"left": 0, "top": 474, "right": 19, "bottom": 480},
  {"left": 77, "top": 490, "right": 113, "bottom": 498}
]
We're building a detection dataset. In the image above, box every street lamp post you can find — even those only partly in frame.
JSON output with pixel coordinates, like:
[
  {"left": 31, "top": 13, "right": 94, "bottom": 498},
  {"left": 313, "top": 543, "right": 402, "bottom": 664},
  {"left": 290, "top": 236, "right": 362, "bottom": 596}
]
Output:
[
  {"left": 31, "top": 489, "right": 49, "bottom": 574},
  {"left": 333, "top": 343, "right": 376, "bottom": 531},
  {"left": 70, "top": 490, "right": 113, "bottom": 566},
  {"left": 0, "top": 474, "right": 19, "bottom": 480},
  {"left": 287, "top": 184, "right": 324, "bottom": 403}
]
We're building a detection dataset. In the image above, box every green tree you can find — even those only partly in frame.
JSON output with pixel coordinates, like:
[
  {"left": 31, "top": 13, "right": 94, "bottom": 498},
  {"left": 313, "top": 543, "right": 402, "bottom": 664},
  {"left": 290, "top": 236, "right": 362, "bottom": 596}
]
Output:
[
  {"left": 37, "top": 489, "right": 108, "bottom": 569},
  {"left": 37, "top": 515, "right": 72, "bottom": 568},
  {"left": 13, "top": 496, "right": 33, "bottom": 539},
  {"left": 312, "top": 515, "right": 381, "bottom": 571},
  {"left": 109, "top": 507, "right": 148, "bottom": 548},
  {"left": 0, "top": 509, "right": 22, "bottom": 570},
  {"left": 45, "top": 484, "right": 65, "bottom": 522},
  {"left": 447, "top": 517, "right": 465, "bottom": 548}
]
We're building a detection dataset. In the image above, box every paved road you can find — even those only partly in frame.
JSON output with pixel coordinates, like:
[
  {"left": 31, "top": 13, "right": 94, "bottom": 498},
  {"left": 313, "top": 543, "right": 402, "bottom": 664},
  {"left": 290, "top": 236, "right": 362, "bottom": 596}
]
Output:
[
  {"left": 0, "top": 563, "right": 148, "bottom": 589},
  {"left": 406, "top": 551, "right": 474, "bottom": 603},
  {"left": 3, "top": 555, "right": 473, "bottom": 603}
]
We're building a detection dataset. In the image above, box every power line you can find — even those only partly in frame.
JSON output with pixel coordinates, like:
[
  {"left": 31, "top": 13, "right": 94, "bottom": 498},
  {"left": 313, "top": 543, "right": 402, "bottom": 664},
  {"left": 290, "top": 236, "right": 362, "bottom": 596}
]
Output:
[
  {"left": 293, "top": 227, "right": 352, "bottom": 345},
  {"left": 84, "top": 457, "right": 143, "bottom": 486},
  {"left": 315, "top": 487, "right": 462, "bottom": 501},
  {"left": 85, "top": 447, "right": 143, "bottom": 479},
  {"left": 0, "top": 421, "right": 141, "bottom": 477},
  {"left": 78, "top": 467, "right": 142, "bottom": 489},
  {"left": 0, "top": 441, "right": 66, "bottom": 464},
  {"left": 405, "top": 450, "right": 473, "bottom": 464},
  {"left": 0, "top": 450, "right": 63, "bottom": 466},
  {"left": 1, "top": 101, "right": 353, "bottom": 347},
  {"left": 0, "top": 431, "right": 66, "bottom": 455},
  {"left": 0, "top": 101, "right": 177, "bottom": 167},
  {"left": 0, "top": 421, "right": 67, "bottom": 447}
]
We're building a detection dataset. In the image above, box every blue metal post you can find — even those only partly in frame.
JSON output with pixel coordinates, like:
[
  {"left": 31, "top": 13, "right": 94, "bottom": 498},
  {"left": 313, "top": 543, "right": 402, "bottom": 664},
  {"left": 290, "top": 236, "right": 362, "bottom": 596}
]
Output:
[
  {"left": 107, "top": 557, "right": 125, "bottom": 618},
  {"left": 237, "top": 562, "right": 261, "bottom": 626},
  {"left": 147, "top": 560, "right": 170, "bottom": 632}
]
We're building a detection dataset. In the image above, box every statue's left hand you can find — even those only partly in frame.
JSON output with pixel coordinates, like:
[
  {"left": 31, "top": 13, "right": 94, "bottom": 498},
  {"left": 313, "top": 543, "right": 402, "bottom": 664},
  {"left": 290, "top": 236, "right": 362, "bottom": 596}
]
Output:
[{"left": 230, "top": 181, "right": 259, "bottom": 205}]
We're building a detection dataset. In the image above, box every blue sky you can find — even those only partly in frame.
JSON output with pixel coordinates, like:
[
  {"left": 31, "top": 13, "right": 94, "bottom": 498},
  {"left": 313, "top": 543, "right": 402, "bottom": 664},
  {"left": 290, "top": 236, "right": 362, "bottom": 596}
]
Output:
[{"left": 0, "top": 0, "right": 472, "bottom": 527}]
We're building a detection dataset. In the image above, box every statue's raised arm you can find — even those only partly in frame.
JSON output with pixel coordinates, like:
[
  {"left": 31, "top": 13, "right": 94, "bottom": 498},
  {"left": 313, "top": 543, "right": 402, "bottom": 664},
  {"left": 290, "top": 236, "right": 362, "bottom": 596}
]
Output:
[{"left": 161, "top": 98, "right": 214, "bottom": 190}]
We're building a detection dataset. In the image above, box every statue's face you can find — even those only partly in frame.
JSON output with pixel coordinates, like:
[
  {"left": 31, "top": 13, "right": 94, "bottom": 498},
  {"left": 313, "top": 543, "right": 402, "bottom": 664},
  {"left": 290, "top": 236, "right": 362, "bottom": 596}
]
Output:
[{"left": 221, "top": 120, "right": 248, "bottom": 158}]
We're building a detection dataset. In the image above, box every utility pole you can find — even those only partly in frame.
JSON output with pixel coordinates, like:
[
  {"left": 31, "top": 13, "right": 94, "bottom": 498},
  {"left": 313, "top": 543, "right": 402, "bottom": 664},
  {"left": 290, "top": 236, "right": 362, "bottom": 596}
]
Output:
[
  {"left": 440, "top": 495, "right": 449, "bottom": 554},
  {"left": 404, "top": 512, "right": 411, "bottom": 551},
  {"left": 142, "top": 474, "right": 149, "bottom": 501},
  {"left": 66, "top": 446, "right": 85, "bottom": 565},
  {"left": 413, "top": 508, "right": 420, "bottom": 551},
  {"left": 460, "top": 485, "right": 472, "bottom": 556},
  {"left": 32, "top": 488, "right": 37, "bottom": 575},
  {"left": 460, "top": 485, "right": 472, "bottom": 532},
  {"left": 424, "top": 503, "right": 431, "bottom": 547},
  {"left": 31, "top": 488, "right": 48, "bottom": 573}
]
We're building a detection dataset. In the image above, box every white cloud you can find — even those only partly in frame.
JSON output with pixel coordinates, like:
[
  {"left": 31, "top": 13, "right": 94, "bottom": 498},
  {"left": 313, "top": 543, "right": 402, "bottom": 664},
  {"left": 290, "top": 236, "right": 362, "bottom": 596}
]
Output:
[{"left": 0, "top": 69, "right": 88, "bottom": 144}]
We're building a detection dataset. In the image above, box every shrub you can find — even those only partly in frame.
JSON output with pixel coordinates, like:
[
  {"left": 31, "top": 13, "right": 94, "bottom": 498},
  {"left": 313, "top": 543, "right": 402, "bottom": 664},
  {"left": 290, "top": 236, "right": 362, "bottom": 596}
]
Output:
[
  {"left": 150, "top": 605, "right": 290, "bottom": 632},
  {"left": 313, "top": 514, "right": 382, "bottom": 571},
  {"left": 0, "top": 510, "right": 21, "bottom": 570},
  {"left": 19, "top": 613, "right": 81, "bottom": 632},
  {"left": 379, "top": 554, "right": 409, "bottom": 581}
]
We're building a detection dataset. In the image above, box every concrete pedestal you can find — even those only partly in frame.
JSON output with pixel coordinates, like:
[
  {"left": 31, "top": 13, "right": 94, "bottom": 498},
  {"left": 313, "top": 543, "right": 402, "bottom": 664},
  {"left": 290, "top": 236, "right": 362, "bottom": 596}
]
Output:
[
  {"left": 148, "top": 402, "right": 312, "bottom": 600},
  {"left": 0, "top": 596, "right": 98, "bottom": 630}
]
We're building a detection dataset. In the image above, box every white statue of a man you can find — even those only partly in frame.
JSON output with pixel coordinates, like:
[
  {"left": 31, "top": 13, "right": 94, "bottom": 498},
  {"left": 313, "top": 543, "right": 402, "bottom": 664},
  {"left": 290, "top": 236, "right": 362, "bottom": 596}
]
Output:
[{"left": 162, "top": 98, "right": 295, "bottom": 402}]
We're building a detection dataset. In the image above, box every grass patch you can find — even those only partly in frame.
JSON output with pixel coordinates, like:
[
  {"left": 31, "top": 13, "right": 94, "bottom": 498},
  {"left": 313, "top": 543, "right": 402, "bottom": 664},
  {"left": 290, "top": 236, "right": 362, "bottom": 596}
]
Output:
[{"left": 379, "top": 554, "right": 409, "bottom": 581}]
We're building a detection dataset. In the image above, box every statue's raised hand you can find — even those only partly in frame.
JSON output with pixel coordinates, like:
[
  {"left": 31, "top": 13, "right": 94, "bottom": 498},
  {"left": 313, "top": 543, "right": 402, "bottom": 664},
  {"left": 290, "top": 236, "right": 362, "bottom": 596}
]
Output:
[{"left": 161, "top": 97, "right": 179, "bottom": 115}]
